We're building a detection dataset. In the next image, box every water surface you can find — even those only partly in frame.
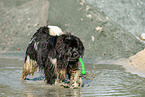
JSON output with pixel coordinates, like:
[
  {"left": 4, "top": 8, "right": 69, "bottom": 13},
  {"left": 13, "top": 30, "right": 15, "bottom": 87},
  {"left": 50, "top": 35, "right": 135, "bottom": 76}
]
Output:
[{"left": 1, "top": 57, "right": 145, "bottom": 96}]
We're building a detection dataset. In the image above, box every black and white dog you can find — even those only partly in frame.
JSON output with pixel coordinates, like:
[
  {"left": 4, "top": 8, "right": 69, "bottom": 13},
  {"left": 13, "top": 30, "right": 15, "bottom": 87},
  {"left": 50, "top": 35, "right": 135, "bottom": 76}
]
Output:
[{"left": 21, "top": 26, "right": 84, "bottom": 88}]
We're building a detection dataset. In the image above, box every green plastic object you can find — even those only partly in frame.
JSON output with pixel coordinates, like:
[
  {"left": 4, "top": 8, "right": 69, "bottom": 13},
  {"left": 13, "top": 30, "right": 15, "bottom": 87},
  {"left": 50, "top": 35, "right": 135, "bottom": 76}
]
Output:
[{"left": 79, "top": 57, "right": 86, "bottom": 74}]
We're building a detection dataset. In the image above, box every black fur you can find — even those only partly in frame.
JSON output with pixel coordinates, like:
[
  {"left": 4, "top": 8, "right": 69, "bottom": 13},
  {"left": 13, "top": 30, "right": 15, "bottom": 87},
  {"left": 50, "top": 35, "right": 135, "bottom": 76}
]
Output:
[{"left": 25, "top": 26, "right": 84, "bottom": 85}]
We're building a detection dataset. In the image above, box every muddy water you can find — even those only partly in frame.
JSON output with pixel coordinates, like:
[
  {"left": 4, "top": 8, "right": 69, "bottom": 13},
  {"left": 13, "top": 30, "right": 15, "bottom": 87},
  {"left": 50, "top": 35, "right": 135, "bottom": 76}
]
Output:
[{"left": 1, "top": 54, "right": 145, "bottom": 96}]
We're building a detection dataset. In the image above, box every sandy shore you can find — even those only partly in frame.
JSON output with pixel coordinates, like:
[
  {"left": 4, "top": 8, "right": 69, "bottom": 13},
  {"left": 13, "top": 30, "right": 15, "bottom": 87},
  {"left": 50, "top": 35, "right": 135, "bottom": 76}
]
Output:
[{"left": 121, "top": 49, "right": 145, "bottom": 77}]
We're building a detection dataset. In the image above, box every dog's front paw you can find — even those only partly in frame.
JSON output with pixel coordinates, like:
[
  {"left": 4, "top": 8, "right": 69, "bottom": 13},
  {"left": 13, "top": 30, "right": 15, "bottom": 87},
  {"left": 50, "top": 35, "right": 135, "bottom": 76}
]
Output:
[
  {"left": 69, "top": 70, "right": 82, "bottom": 89},
  {"left": 70, "top": 77, "right": 82, "bottom": 89}
]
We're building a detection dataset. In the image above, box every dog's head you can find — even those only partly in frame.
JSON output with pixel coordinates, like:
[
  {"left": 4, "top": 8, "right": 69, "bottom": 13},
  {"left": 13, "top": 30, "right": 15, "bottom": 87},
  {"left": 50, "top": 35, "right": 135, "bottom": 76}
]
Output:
[{"left": 56, "top": 34, "right": 84, "bottom": 62}]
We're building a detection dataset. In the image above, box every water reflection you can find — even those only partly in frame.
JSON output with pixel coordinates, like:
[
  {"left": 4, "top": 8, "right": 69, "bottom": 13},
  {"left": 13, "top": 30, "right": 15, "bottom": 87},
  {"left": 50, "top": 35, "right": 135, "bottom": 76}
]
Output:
[{"left": 23, "top": 82, "right": 81, "bottom": 97}]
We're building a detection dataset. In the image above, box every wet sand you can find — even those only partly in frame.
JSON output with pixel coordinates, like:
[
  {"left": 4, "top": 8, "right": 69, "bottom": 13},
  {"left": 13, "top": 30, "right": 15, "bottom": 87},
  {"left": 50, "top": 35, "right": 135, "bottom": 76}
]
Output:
[
  {"left": 125, "top": 49, "right": 145, "bottom": 78},
  {"left": 1, "top": 52, "right": 145, "bottom": 96}
]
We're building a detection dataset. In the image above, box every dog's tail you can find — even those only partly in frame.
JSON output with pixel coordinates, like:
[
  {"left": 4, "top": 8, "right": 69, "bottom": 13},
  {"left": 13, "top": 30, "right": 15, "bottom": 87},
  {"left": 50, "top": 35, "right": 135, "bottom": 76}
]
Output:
[{"left": 48, "top": 26, "right": 63, "bottom": 36}]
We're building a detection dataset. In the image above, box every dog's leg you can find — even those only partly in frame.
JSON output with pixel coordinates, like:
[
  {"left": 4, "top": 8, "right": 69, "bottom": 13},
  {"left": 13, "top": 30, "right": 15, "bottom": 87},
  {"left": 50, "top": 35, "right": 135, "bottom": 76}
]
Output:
[
  {"left": 51, "top": 58, "right": 59, "bottom": 85},
  {"left": 48, "top": 58, "right": 66, "bottom": 85},
  {"left": 44, "top": 58, "right": 59, "bottom": 85},
  {"left": 59, "top": 69, "right": 66, "bottom": 82},
  {"left": 55, "top": 69, "right": 66, "bottom": 85},
  {"left": 57, "top": 69, "right": 68, "bottom": 87},
  {"left": 69, "top": 70, "right": 82, "bottom": 88},
  {"left": 21, "top": 56, "right": 38, "bottom": 79}
]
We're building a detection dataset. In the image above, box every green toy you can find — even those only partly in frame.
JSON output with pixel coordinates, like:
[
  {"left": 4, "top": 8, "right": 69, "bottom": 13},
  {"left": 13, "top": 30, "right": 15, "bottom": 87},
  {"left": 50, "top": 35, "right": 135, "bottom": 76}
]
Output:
[{"left": 79, "top": 57, "right": 86, "bottom": 74}]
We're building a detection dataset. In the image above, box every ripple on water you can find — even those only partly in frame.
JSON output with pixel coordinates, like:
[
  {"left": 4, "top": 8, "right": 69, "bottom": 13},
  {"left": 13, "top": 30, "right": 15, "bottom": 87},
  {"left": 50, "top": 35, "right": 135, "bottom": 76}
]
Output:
[{"left": 1, "top": 59, "right": 145, "bottom": 96}]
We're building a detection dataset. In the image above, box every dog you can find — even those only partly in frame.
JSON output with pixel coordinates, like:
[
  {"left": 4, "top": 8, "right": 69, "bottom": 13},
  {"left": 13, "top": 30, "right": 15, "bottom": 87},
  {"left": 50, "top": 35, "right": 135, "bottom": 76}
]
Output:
[{"left": 21, "top": 26, "right": 85, "bottom": 88}]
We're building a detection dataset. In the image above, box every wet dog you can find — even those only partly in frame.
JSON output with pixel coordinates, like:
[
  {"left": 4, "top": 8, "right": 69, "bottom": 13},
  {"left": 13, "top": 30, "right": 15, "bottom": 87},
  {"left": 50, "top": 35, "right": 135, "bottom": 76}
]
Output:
[{"left": 21, "top": 26, "right": 84, "bottom": 88}]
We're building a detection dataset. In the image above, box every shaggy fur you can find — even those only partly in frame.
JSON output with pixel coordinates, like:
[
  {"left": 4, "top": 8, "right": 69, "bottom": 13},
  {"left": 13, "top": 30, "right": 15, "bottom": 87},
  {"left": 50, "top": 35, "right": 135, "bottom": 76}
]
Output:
[{"left": 21, "top": 26, "right": 84, "bottom": 88}]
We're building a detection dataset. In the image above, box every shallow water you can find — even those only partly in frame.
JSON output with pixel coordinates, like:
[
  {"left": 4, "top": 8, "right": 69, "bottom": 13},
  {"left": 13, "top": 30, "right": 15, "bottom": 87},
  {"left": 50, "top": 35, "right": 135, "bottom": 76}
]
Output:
[{"left": 1, "top": 56, "right": 145, "bottom": 97}]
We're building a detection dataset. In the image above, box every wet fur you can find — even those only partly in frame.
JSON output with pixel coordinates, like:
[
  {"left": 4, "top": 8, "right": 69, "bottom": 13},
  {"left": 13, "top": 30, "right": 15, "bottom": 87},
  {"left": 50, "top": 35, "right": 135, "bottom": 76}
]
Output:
[{"left": 21, "top": 26, "right": 84, "bottom": 87}]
